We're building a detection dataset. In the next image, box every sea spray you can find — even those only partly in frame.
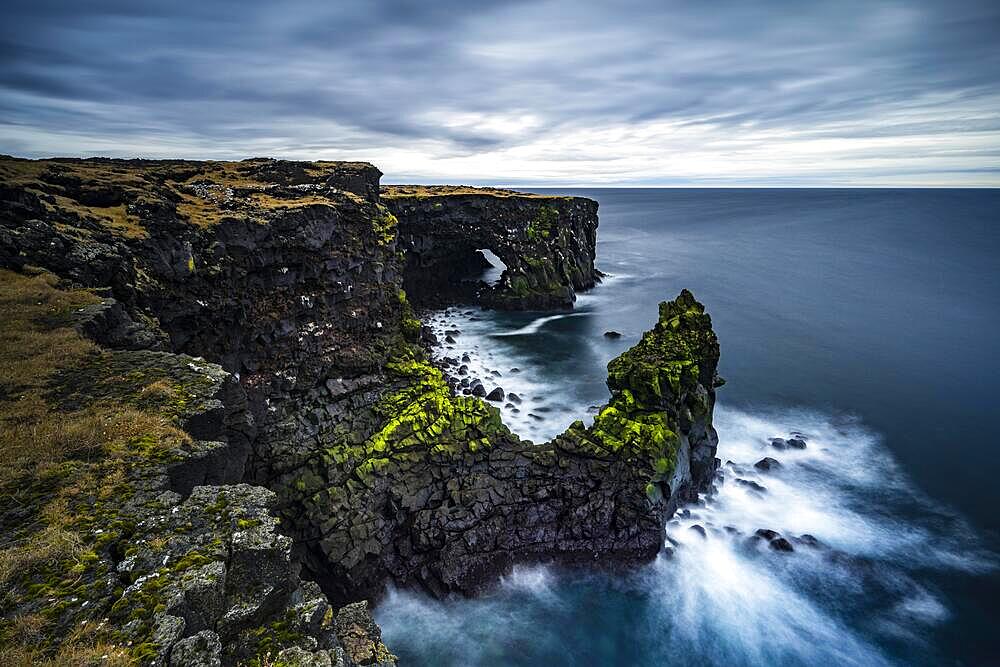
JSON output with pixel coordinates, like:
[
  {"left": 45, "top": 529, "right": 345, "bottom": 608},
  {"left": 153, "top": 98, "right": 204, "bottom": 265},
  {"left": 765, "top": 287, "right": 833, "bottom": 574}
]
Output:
[{"left": 377, "top": 404, "right": 993, "bottom": 665}]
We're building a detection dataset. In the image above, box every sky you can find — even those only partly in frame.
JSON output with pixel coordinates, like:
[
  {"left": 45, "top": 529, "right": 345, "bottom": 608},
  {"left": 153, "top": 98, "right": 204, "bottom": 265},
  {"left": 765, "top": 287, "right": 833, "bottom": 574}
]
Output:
[{"left": 2, "top": 0, "right": 999, "bottom": 186}]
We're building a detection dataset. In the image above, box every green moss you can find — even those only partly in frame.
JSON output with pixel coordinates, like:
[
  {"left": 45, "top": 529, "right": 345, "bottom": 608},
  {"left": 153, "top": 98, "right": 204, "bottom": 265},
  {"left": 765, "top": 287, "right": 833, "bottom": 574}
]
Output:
[
  {"left": 606, "top": 289, "right": 714, "bottom": 405},
  {"left": 366, "top": 358, "right": 507, "bottom": 458},
  {"left": 170, "top": 550, "right": 214, "bottom": 572},
  {"left": 373, "top": 205, "right": 398, "bottom": 246},
  {"left": 401, "top": 317, "right": 422, "bottom": 341},
  {"left": 321, "top": 351, "right": 511, "bottom": 477},
  {"left": 509, "top": 274, "right": 530, "bottom": 297},
  {"left": 526, "top": 204, "right": 559, "bottom": 242},
  {"left": 246, "top": 610, "right": 305, "bottom": 665},
  {"left": 566, "top": 290, "right": 719, "bottom": 488}
]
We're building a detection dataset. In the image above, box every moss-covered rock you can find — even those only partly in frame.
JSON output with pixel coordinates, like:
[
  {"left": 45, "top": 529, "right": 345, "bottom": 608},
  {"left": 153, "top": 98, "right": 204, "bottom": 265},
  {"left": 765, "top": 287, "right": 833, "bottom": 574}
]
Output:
[
  {"left": 382, "top": 187, "right": 599, "bottom": 310},
  {"left": 1, "top": 158, "right": 722, "bottom": 661}
]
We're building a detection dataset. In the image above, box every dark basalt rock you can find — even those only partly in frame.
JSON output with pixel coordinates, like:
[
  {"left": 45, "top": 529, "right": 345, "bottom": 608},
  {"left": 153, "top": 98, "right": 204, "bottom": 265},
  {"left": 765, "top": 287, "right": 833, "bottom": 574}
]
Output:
[
  {"left": 485, "top": 386, "right": 505, "bottom": 402},
  {"left": 770, "top": 537, "right": 795, "bottom": 552},
  {"left": 382, "top": 186, "right": 599, "bottom": 310},
  {"left": 735, "top": 478, "right": 767, "bottom": 493},
  {"left": 787, "top": 437, "right": 807, "bottom": 449},
  {"left": 755, "top": 528, "right": 781, "bottom": 541},
  {"left": 0, "top": 158, "right": 722, "bottom": 661},
  {"left": 604, "top": 330, "right": 623, "bottom": 339},
  {"left": 753, "top": 529, "right": 794, "bottom": 553},
  {"left": 794, "top": 533, "right": 821, "bottom": 548},
  {"left": 754, "top": 456, "right": 781, "bottom": 471}
]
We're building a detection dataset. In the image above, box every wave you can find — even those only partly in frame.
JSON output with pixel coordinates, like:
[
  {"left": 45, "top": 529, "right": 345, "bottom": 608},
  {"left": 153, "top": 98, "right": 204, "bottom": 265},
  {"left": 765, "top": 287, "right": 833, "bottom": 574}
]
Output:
[
  {"left": 376, "top": 403, "right": 996, "bottom": 666},
  {"left": 490, "top": 312, "right": 587, "bottom": 337}
]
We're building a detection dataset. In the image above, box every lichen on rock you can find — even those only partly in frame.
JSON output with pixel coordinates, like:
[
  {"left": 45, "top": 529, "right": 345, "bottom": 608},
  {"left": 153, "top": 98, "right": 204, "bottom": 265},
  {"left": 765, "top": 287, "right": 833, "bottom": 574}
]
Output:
[
  {"left": 382, "top": 186, "right": 599, "bottom": 310},
  {"left": 1, "top": 157, "right": 722, "bottom": 664}
]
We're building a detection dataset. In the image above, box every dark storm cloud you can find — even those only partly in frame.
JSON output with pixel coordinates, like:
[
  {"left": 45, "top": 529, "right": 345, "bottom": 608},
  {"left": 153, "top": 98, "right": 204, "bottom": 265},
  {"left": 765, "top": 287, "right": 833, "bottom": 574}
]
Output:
[{"left": 1, "top": 0, "right": 998, "bottom": 183}]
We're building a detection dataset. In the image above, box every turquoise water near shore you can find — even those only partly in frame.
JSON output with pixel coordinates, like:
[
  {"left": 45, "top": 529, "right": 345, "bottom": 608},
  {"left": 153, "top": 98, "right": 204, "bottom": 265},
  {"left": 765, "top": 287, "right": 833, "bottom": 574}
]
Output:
[{"left": 375, "top": 189, "right": 1000, "bottom": 665}]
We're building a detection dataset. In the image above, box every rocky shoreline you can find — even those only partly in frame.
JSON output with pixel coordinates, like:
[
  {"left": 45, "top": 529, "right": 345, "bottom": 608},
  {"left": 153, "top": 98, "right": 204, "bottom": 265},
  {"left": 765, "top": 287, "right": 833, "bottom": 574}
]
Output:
[{"left": 0, "top": 157, "right": 722, "bottom": 665}]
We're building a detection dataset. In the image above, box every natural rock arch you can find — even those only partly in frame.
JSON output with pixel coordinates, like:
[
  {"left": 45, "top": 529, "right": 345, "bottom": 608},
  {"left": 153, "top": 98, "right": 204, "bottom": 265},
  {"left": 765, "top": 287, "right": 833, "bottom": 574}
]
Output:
[{"left": 382, "top": 186, "right": 600, "bottom": 310}]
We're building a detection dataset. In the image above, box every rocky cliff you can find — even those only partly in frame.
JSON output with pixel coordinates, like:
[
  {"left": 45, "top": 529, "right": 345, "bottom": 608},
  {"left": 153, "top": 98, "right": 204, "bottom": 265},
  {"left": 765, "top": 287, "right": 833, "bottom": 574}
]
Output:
[
  {"left": 0, "top": 157, "right": 721, "bottom": 665},
  {"left": 382, "top": 185, "right": 599, "bottom": 310}
]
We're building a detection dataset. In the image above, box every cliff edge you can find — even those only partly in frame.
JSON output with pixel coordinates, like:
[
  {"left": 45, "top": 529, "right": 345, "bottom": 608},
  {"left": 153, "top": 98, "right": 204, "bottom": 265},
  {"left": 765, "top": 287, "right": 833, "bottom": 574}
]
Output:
[
  {"left": 382, "top": 185, "right": 599, "bottom": 310},
  {"left": 0, "top": 157, "right": 720, "bottom": 665}
]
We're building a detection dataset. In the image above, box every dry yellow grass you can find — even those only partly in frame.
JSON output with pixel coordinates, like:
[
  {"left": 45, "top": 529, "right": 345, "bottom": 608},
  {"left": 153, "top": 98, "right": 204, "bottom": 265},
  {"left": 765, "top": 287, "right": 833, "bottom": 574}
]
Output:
[
  {"left": 0, "top": 526, "right": 82, "bottom": 590},
  {"left": 0, "top": 270, "right": 189, "bottom": 476},
  {"left": 381, "top": 184, "right": 557, "bottom": 199},
  {"left": 0, "top": 268, "right": 192, "bottom": 663},
  {"left": 0, "top": 622, "right": 133, "bottom": 667}
]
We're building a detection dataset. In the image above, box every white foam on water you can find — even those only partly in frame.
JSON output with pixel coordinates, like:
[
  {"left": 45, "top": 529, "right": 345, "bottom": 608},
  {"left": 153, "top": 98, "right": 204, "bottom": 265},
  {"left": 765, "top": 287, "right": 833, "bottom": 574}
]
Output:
[
  {"left": 423, "top": 306, "right": 591, "bottom": 442},
  {"left": 378, "top": 308, "right": 997, "bottom": 665},
  {"left": 491, "top": 312, "right": 586, "bottom": 337}
]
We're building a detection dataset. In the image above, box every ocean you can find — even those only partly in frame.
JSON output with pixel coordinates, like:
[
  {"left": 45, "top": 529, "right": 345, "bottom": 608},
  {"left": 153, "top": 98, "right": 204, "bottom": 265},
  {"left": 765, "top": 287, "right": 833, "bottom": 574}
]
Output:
[{"left": 374, "top": 188, "right": 1000, "bottom": 666}]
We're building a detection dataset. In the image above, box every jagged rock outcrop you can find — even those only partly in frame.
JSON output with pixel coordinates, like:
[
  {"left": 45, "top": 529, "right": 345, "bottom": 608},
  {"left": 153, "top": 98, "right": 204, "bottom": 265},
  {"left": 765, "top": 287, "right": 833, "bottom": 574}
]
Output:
[
  {"left": 0, "top": 273, "right": 393, "bottom": 664},
  {"left": 301, "top": 289, "right": 721, "bottom": 599},
  {"left": 382, "top": 185, "right": 599, "bottom": 310},
  {"left": 0, "top": 157, "right": 721, "bottom": 663}
]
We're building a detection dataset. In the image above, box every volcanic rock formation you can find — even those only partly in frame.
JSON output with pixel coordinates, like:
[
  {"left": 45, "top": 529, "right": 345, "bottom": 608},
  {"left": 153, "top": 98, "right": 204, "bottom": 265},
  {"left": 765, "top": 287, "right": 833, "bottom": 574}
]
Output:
[
  {"left": 382, "top": 185, "right": 600, "bottom": 310},
  {"left": 0, "top": 157, "right": 721, "bottom": 665}
]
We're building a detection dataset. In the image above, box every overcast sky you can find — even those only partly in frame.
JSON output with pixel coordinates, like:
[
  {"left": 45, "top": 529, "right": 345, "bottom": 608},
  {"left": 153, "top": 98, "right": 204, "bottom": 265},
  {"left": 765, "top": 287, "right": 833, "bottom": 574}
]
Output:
[{"left": 2, "top": 1, "right": 999, "bottom": 186}]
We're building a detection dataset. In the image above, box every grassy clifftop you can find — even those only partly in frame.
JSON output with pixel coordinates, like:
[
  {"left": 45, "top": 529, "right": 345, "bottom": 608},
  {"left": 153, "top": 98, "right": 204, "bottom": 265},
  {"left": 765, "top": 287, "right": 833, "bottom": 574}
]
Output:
[
  {"left": 0, "top": 156, "right": 382, "bottom": 240},
  {"left": 381, "top": 184, "right": 566, "bottom": 200},
  {"left": 0, "top": 269, "right": 196, "bottom": 664}
]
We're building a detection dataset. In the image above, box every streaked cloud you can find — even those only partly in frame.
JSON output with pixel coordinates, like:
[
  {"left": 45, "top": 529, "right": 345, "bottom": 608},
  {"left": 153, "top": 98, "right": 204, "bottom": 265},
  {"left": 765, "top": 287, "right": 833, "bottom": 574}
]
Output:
[{"left": 1, "top": 0, "right": 998, "bottom": 185}]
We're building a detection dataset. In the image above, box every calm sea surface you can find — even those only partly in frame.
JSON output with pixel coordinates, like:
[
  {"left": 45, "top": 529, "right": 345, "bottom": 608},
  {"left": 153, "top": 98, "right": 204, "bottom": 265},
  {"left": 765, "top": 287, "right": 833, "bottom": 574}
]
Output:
[{"left": 375, "top": 189, "right": 1000, "bottom": 666}]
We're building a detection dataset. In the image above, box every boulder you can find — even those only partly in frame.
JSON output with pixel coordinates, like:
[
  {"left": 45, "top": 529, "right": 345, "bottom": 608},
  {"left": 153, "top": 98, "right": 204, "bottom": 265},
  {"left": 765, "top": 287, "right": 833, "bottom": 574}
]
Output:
[
  {"left": 735, "top": 478, "right": 767, "bottom": 493},
  {"left": 754, "top": 457, "right": 781, "bottom": 472},
  {"left": 769, "top": 537, "right": 795, "bottom": 552},
  {"left": 755, "top": 528, "right": 780, "bottom": 541}
]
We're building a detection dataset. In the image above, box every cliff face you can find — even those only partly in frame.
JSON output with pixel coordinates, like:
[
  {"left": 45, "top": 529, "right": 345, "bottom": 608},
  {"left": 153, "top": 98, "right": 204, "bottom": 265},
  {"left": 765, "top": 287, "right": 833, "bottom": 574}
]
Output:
[
  {"left": 0, "top": 157, "right": 720, "bottom": 664},
  {"left": 382, "top": 185, "right": 599, "bottom": 310},
  {"left": 308, "top": 289, "right": 721, "bottom": 599},
  {"left": 0, "top": 158, "right": 400, "bottom": 665}
]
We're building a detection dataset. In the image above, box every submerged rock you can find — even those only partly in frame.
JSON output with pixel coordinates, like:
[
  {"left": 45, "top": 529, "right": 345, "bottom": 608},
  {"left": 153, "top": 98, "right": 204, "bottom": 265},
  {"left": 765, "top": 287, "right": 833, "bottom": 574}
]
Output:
[
  {"left": 794, "top": 533, "right": 822, "bottom": 548},
  {"left": 604, "top": 330, "right": 623, "bottom": 339},
  {"left": 735, "top": 478, "right": 767, "bottom": 493},
  {"left": 754, "top": 457, "right": 781, "bottom": 472},
  {"left": 770, "top": 537, "right": 795, "bottom": 552},
  {"left": 755, "top": 528, "right": 781, "bottom": 541}
]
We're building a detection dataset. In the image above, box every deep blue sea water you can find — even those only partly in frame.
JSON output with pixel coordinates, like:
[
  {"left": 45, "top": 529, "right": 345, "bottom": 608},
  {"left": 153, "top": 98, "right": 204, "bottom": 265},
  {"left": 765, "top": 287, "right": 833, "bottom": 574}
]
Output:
[{"left": 375, "top": 189, "right": 1000, "bottom": 666}]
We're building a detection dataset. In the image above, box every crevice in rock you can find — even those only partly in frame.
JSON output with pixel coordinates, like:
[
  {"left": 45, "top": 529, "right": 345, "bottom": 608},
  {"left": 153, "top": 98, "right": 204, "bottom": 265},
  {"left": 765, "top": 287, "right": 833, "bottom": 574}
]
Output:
[{"left": 1, "top": 158, "right": 721, "bottom": 666}]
